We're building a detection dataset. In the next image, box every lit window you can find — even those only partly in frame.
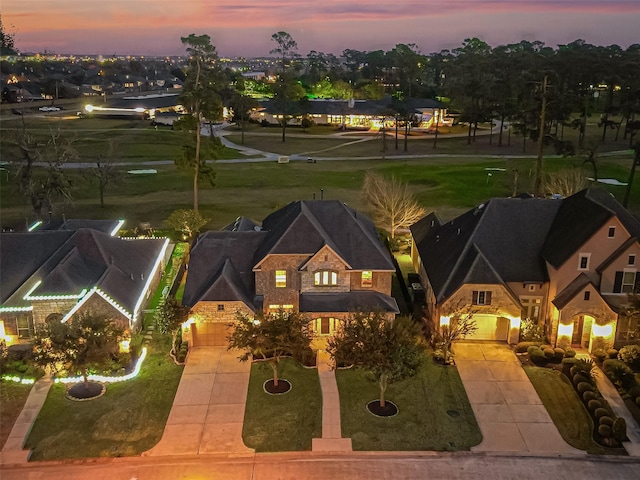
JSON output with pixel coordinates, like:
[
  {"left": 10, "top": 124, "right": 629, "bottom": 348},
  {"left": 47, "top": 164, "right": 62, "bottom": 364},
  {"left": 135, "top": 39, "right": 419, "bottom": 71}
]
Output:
[
  {"left": 472, "top": 290, "right": 492, "bottom": 305},
  {"left": 17, "top": 315, "right": 33, "bottom": 339},
  {"left": 622, "top": 272, "right": 637, "bottom": 293},
  {"left": 314, "top": 270, "right": 337, "bottom": 286},
  {"left": 361, "top": 271, "right": 373, "bottom": 287},
  {"left": 275, "top": 270, "right": 287, "bottom": 288}
]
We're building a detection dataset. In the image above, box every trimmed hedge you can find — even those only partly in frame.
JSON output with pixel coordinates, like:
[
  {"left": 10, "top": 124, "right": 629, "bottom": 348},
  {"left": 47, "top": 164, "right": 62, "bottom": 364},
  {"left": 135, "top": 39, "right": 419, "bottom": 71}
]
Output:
[
  {"left": 598, "top": 424, "right": 612, "bottom": 438},
  {"left": 599, "top": 416, "right": 614, "bottom": 426},
  {"left": 594, "top": 407, "right": 609, "bottom": 419},
  {"left": 587, "top": 399, "right": 601, "bottom": 411}
]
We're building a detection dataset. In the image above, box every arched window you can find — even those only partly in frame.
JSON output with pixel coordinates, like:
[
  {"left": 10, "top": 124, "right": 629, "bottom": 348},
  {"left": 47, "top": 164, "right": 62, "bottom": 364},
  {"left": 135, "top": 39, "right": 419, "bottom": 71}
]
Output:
[{"left": 314, "top": 270, "right": 337, "bottom": 286}]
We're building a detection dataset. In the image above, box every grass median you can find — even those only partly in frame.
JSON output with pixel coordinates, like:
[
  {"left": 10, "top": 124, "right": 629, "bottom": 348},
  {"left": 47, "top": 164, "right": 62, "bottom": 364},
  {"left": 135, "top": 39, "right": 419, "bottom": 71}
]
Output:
[{"left": 336, "top": 352, "right": 481, "bottom": 451}]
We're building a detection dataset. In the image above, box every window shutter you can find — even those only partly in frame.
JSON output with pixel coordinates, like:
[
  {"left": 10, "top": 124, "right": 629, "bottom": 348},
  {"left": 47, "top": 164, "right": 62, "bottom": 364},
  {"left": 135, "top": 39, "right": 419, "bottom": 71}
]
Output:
[
  {"left": 472, "top": 291, "right": 478, "bottom": 304},
  {"left": 486, "top": 291, "right": 492, "bottom": 305},
  {"left": 613, "top": 271, "right": 623, "bottom": 293},
  {"left": 634, "top": 273, "right": 640, "bottom": 293}
]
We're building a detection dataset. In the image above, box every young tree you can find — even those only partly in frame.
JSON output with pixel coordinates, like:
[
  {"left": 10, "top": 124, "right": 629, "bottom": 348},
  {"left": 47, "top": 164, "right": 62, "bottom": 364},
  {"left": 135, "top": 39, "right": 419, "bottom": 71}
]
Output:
[
  {"left": 84, "top": 139, "right": 121, "bottom": 208},
  {"left": 327, "top": 312, "right": 423, "bottom": 408},
  {"left": 362, "top": 171, "right": 426, "bottom": 238},
  {"left": 177, "top": 34, "right": 223, "bottom": 212},
  {"left": 436, "top": 307, "right": 478, "bottom": 365},
  {"left": 271, "top": 72, "right": 307, "bottom": 143},
  {"left": 32, "top": 311, "right": 124, "bottom": 390},
  {"left": 229, "top": 92, "right": 259, "bottom": 145},
  {"left": 155, "top": 296, "right": 190, "bottom": 350},
  {"left": 270, "top": 31, "right": 298, "bottom": 73},
  {"left": 544, "top": 168, "right": 590, "bottom": 198},
  {"left": 165, "top": 209, "right": 209, "bottom": 243},
  {"left": 227, "top": 309, "right": 312, "bottom": 387}
]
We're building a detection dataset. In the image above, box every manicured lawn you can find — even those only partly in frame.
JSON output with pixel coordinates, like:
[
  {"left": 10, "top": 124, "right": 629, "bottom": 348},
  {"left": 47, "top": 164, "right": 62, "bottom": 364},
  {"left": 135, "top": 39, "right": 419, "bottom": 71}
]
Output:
[
  {"left": 242, "top": 358, "right": 322, "bottom": 451},
  {"left": 524, "top": 366, "right": 606, "bottom": 454},
  {"left": 336, "top": 352, "right": 481, "bottom": 451},
  {"left": 0, "top": 381, "right": 32, "bottom": 449},
  {"left": 24, "top": 335, "right": 183, "bottom": 460}
]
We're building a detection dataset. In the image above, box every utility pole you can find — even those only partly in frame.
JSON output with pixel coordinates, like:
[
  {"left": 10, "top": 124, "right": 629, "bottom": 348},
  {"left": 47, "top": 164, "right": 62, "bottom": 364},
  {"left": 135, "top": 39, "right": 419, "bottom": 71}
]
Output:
[{"left": 534, "top": 75, "right": 548, "bottom": 198}]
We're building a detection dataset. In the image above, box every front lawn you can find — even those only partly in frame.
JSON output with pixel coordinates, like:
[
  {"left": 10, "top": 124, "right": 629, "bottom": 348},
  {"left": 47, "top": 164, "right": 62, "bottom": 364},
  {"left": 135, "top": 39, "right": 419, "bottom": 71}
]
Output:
[
  {"left": 0, "top": 381, "right": 32, "bottom": 449},
  {"left": 524, "top": 366, "right": 606, "bottom": 454},
  {"left": 24, "top": 335, "right": 183, "bottom": 460},
  {"left": 242, "top": 358, "right": 322, "bottom": 451},
  {"left": 336, "top": 352, "right": 481, "bottom": 451}
]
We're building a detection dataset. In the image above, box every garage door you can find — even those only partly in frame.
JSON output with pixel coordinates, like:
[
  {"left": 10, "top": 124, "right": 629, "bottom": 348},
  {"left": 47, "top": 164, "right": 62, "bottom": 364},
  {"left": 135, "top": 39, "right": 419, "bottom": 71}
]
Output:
[
  {"left": 192, "top": 322, "right": 231, "bottom": 346},
  {"left": 462, "top": 314, "right": 509, "bottom": 341}
]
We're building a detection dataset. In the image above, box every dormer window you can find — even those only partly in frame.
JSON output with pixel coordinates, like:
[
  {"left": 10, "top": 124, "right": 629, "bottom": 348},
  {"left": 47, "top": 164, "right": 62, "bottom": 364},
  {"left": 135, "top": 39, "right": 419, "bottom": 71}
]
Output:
[
  {"left": 608, "top": 226, "right": 616, "bottom": 238},
  {"left": 361, "top": 271, "right": 373, "bottom": 287},
  {"left": 315, "top": 270, "right": 337, "bottom": 286}
]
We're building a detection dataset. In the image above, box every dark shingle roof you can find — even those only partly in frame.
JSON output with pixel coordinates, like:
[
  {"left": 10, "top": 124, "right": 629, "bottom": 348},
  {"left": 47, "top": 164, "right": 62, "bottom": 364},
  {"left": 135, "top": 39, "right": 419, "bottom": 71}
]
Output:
[
  {"left": 552, "top": 273, "right": 598, "bottom": 309},
  {"left": 0, "top": 229, "right": 166, "bottom": 314},
  {"left": 35, "top": 219, "right": 121, "bottom": 235},
  {"left": 543, "top": 188, "right": 640, "bottom": 268},
  {"left": 299, "top": 292, "right": 399, "bottom": 314},
  {"left": 183, "top": 231, "right": 267, "bottom": 308},
  {"left": 411, "top": 197, "right": 561, "bottom": 303}
]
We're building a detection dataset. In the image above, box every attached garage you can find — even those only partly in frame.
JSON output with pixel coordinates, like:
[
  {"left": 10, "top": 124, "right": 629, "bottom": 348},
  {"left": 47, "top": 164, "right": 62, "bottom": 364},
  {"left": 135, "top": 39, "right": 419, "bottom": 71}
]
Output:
[
  {"left": 463, "top": 314, "right": 509, "bottom": 341},
  {"left": 192, "top": 321, "right": 232, "bottom": 347}
]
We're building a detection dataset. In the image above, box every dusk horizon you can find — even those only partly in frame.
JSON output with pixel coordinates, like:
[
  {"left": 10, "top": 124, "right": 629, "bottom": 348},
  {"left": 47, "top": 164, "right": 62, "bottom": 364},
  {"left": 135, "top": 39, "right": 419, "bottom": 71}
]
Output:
[{"left": 3, "top": 0, "right": 640, "bottom": 57}]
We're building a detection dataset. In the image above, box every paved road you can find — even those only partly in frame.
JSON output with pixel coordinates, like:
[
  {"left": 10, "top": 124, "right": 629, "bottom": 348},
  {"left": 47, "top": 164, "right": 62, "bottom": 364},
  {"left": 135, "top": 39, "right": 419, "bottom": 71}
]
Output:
[{"left": 1, "top": 451, "right": 638, "bottom": 480}]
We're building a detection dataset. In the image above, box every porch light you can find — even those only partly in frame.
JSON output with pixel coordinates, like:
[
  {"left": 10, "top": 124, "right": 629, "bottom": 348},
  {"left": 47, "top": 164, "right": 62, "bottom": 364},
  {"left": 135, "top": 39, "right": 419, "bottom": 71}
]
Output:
[
  {"left": 119, "top": 339, "right": 131, "bottom": 353},
  {"left": 182, "top": 317, "right": 196, "bottom": 329},
  {"left": 592, "top": 324, "right": 613, "bottom": 338},
  {"left": 557, "top": 323, "right": 573, "bottom": 338},
  {"left": 509, "top": 316, "right": 521, "bottom": 330},
  {"left": 439, "top": 316, "right": 450, "bottom": 327}
]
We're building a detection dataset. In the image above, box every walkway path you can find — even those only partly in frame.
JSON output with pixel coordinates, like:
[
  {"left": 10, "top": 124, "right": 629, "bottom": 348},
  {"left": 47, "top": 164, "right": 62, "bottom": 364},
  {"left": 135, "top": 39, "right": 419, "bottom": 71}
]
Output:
[
  {"left": 312, "top": 350, "right": 352, "bottom": 452},
  {"left": 454, "top": 342, "right": 582, "bottom": 455},
  {"left": 143, "top": 347, "right": 254, "bottom": 457},
  {"left": 0, "top": 376, "right": 53, "bottom": 464},
  {"left": 592, "top": 365, "right": 640, "bottom": 456}
]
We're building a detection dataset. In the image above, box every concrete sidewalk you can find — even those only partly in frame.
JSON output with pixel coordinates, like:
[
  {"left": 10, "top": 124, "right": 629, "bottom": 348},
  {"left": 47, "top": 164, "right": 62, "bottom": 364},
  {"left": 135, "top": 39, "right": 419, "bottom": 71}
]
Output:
[
  {"left": 454, "top": 342, "right": 583, "bottom": 455},
  {"left": 144, "top": 347, "right": 254, "bottom": 456},
  {"left": 312, "top": 350, "right": 352, "bottom": 452},
  {"left": 0, "top": 376, "right": 53, "bottom": 464}
]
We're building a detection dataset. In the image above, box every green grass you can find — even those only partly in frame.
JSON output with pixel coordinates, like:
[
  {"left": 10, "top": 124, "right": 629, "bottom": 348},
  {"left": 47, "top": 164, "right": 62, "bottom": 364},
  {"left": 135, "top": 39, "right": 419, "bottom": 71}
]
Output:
[
  {"left": 0, "top": 381, "right": 33, "bottom": 450},
  {"left": 242, "top": 358, "right": 322, "bottom": 451},
  {"left": 336, "top": 352, "right": 481, "bottom": 451},
  {"left": 24, "top": 335, "right": 183, "bottom": 460},
  {"left": 523, "top": 366, "right": 606, "bottom": 454}
]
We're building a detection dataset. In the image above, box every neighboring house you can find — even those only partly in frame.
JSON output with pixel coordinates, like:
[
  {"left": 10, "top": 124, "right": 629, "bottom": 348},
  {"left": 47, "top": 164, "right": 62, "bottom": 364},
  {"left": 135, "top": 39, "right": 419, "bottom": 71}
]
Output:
[
  {"left": 410, "top": 188, "right": 640, "bottom": 351},
  {"left": 250, "top": 97, "right": 447, "bottom": 131},
  {"left": 0, "top": 220, "right": 169, "bottom": 345},
  {"left": 182, "top": 200, "right": 399, "bottom": 348}
]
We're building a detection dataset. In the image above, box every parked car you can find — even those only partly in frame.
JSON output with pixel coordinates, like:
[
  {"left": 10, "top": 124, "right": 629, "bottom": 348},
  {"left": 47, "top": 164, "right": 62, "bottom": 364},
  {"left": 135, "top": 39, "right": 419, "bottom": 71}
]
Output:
[{"left": 38, "top": 106, "right": 61, "bottom": 112}]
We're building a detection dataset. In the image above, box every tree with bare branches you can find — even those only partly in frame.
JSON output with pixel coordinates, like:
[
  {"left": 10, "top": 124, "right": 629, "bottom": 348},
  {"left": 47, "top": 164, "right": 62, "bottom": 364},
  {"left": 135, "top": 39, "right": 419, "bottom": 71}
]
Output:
[
  {"left": 362, "top": 171, "right": 426, "bottom": 238},
  {"left": 84, "top": 139, "right": 122, "bottom": 208},
  {"left": 543, "top": 168, "right": 590, "bottom": 198},
  {"left": 435, "top": 305, "right": 478, "bottom": 365}
]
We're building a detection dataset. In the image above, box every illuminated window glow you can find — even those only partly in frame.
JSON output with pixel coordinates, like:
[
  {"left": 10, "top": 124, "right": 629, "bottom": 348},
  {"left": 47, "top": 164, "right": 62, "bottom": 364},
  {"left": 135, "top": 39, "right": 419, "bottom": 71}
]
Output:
[
  {"left": 275, "top": 270, "right": 287, "bottom": 288},
  {"left": 315, "top": 270, "right": 337, "bottom": 286},
  {"left": 361, "top": 271, "right": 373, "bottom": 288}
]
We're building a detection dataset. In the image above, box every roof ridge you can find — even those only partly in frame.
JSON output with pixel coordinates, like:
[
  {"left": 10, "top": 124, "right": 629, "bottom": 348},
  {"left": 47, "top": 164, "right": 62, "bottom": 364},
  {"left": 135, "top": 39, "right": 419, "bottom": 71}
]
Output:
[{"left": 342, "top": 202, "right": 393, "bottom": 267}]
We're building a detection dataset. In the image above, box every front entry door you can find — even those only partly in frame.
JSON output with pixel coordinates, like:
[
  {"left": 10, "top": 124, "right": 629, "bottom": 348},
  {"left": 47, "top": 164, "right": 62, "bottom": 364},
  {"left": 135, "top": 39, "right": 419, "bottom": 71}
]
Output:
[{"left": 572, "top": 315, "right": 584, "bottom": 346}]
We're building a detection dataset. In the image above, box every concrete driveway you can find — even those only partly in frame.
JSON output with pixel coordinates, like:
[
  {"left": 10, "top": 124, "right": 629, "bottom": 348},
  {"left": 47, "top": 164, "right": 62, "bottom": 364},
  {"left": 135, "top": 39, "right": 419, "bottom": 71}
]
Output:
[
  {"left": 144, "top": 347, "right": 254, "bottom": 456},
  {"left": 454, "top": 342, "right": 582, "bottom": 455}
]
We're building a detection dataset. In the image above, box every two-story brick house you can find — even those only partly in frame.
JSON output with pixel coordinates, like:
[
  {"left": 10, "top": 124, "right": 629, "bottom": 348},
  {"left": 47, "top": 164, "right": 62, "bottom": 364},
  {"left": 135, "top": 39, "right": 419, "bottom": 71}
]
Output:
[
  {"left": 0, "top": 221, "right": 169, "bottom": 345},
  {"left": 411, "top": 188, "right": 640, "bottom": 351},
  {"left": 182, "top": 200, "right": 399, "bottom": 347}
]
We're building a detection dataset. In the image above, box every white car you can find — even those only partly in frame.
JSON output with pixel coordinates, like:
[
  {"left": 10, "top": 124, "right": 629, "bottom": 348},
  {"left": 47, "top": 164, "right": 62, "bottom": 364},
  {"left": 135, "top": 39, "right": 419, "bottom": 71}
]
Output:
[{"left": 38, "top": 106, "right": 61, "bottom": 112}]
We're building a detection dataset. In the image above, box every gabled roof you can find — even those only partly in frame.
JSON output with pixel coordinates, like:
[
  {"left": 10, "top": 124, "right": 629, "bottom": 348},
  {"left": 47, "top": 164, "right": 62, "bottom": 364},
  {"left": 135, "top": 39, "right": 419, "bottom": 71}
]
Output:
[
  {"left": 411, "top": 197, "right": 561, "bottom": 303},
  {"left": 256, "top": 200, "right": 394, "bottom": 271},
  {"left": 34, "top": 218, "right": 122, "bottom": 235},
  {"left": 542, "top": 188, "right": 640, "bottom": 268},
  {"left": 597, "top": 237, "right": 640, "bottom": 273},
  {"left": 0, "top": 229, "right": 167, "bottom": 315},
  {"left": 552, "top": 273, "right": 597, "bottom": 309},
  {"left": 183, "top": 231, "right": 267, "bottom": 308}
]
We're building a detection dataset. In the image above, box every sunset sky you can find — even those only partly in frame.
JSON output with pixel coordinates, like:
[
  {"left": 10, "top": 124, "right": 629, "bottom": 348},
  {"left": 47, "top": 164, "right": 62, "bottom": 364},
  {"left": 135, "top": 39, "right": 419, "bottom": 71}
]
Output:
[{"left": 3, "top": 1, "right": 639, "bottom": 57}]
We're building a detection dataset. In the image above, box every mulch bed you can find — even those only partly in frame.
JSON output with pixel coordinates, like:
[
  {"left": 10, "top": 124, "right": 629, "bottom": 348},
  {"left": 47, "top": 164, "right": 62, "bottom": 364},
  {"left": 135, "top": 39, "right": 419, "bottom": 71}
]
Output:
[
  {"left": 66, "top": 381, "right": 106, "bottom": 401},
  {"left": 366, "top": 400, "right": 398, "bottom": 417},
  {"left": 264, "top": 379, "right": 291, "bottom": 395}
]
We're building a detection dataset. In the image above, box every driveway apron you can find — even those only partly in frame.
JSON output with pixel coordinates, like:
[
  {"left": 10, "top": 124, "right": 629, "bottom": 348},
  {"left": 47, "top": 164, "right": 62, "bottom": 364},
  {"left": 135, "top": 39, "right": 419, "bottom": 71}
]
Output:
[
  {"left": 144, "top": 347, "right": 254, "bottom": 456},
  {"left": 454, "top": 342, "right": 582, "bottom": 454}
]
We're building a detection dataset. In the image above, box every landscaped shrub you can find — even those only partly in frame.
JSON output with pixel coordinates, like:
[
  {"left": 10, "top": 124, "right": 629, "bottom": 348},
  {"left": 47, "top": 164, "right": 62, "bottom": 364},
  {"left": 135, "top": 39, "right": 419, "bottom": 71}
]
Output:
[
  {"left": 598, "top": 424, "right": 612, "bottom": 438},
  {"left": 520, "top": 318, "right": 547, "bottom": 342},
  {"left": 603, "top": 359, "right": 635, "bottom": 388},
  {"left": 594, "top": 407, "right": 609, "bottom": 419},
  {"left": 583, "top": 391, "right": 598, "bottom": 402},
  {"left": 599, "top": 415, "right": 614, "bottom": 426},
  {"left": 528, "top": 346, "right": 547, "bottom": 366},
  {"left": 613, "top": 417, "right": 627, "bottom": 442},
  {"left": 618, "top": 344, "right": 640, "bottom": 371},
  {"left": 552, "top": 348, "right": 565, "bottom": 362},
  {"left": 573, "top": 373, "right": 591, "bottom": 385},
  {"left": 515, "top": 341, "right": 539, "bottom": 353},
  {"left": 543, "top": 348, "right": 555, "bottom": 359},
  {"left": 573, "top": 358, "right": 596, "bottom": 376},
  {"left": 564, "top": 347, "right": 576, "bottom": 358},
  {"left": 587, "top": 399, "right": 602, "bottom": 411},
  {"left": 593, "top": 349, "right": 607, "bottom": 363},
  {"left": 607, "top": 348, "right": 619, "bottom": 359},
  {"left": 577, "top": 382, "right": 594, "bottom": 394}
]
